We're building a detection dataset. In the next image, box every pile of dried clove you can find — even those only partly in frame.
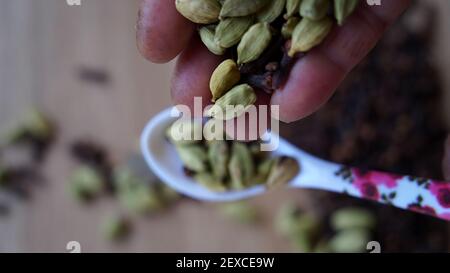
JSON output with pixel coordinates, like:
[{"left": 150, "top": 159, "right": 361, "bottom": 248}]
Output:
[{"left": 281, "top": 3, "right": 449, "bottom": 252}]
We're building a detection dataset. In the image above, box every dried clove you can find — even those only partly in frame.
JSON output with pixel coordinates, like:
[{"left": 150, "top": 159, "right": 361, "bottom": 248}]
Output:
[
  {"left": 70, "top": 140, "right": 108, "bottom": 167},
  {"left": 239, "top": 35, "right": 284, "bottom": 75},
  {"left": 78, "top": 66, "right": 111, "bottom": 86},
  {"left": 243, "top": 72, "right": 275, "bottom": 94},
  {"left": 0, "top": 166, "right": 42, "bottom": 200}
]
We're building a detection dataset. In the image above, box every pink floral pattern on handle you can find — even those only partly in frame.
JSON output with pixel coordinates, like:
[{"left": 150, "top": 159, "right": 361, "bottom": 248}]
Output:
[
  {"left": 335, "top": 167, "right": 450, "bottom": 221},
  {"left": 429, "top": 182, "right": 450, "bottom": 209}
]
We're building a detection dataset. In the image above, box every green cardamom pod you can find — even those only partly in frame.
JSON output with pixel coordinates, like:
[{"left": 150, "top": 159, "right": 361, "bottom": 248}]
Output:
[
  {"left": 114, "top": 166, "right": 167, "bottom": 214},
  {"left": 257, "top": 0, "right": 286, "bottom": 23},
  {"left": 101, "top": 215, "right": 130, "bottom": 241},
  {"left": 7, "top": 109, "right": 53, "bottom": 145},
  {"left": 228, "top": 142, "right": 255, "bottom": 189},
  {"left": 275, "top": 203, "right": 319, "bottom": 252},
  {"left": 70, "top": 166, "right": 104, "bottom": 201},
  {"left": 228, "top": 154, "right": 245, "bottom": 189},
  {"left": 281, "top": 16, "right": 300, "bottom": 39},
  {"left": 199, "top": 26, "right": 226, "bottom": 55},
  {"left": 175, "top": 144, "right": 208, "bottom": 172},
  {"left": 254, "top": 158, "right": 276, "bottom": 184},
  {"left": 232, "top": 144, "right": 252, "bottom": 170},
  {"left": 210, "top": 59, "right": 241, "bottom": 102},
  {"left": 237, "top": 22, "right": 272, "bottom": 65},
  {"left": 258, "top": 158, "right": 276, "bottom": 179},
  {"left": 334, "top": 0, "right": 359, "bottom": 26},
  {"left": 265, "top": 156, "right": 300, "bottom": 188},
  {"left": 220, "top": 0, "right": 270, "bottom": 18},
  {"left": 166, "top": 120, "right": 203, "bottom": 145},
  {"left": 328, "top": 229, "right": 371, "bottom": 253},
  {"left": 203, "top": 118, "right": 225, "bottom": 141},
  {"left": 175, "top": 0, "right": 221, "bottom": 24},
  {"left": 293, "top": 215, "right": 320, "bottom": 253},
  {"left": 215, "top": 17, "right": 254, "bottom": 48},
  {"left": 219, "top": 201, "right": 259, "bottom": 224},
  {"left": 330, "top": 208, "right": 376, "bottom": 231},
  {"left": 284, "top": 0, "right": 302, "bottom": 19},
  {"left": 288, "top": 17, "right": 333, "bottom": 56},
  {"left": 195, "top": 172, "right": 228, "bottom": 192},
  {"left": 119, "top": 183, "right": 164, "bottom": 214},
  {"left": 300, "top": 0, "right": 329, "bottom": 21},
  {"left": 275, "top": 203, "right": 304, "bottom": 236},
  {"left": 206, "top": 84, "right": 257, "bottom": 120},
  {"left": 208, "top": 140, "right": 229, "bottom": 181},
  {"left": 113, "top": 166, "right": 139, "bottom": 191},
  {"left": 24, "top": 109, "right": 53, "bottom": 139}
]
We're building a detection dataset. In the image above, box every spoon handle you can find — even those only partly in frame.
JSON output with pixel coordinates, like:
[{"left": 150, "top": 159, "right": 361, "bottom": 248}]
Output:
[{"left": 294, "top": 161, "right": 450, "bottom": 221}]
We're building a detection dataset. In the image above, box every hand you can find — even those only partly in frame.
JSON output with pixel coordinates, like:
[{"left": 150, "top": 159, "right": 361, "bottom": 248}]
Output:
[{"left": 137, "top": 0, "right": 411, "bottom": 123}]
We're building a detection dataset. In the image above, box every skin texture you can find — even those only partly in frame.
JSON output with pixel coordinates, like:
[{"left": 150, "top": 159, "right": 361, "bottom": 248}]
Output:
[{"left": 137, "top": 0, "right": 411, "bottom": 122}]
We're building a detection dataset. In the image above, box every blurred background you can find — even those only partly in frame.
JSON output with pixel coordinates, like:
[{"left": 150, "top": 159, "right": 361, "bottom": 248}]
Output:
[{"left": 0, "top": 0, "right": 449, "bottom": 252}]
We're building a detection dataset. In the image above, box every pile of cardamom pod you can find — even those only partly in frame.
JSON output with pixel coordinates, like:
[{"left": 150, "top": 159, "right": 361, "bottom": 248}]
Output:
[
  {"left": 166, "top": 120, "right": 300, "bottom": 191},
  {"left": 175, "top": 0, "right": 359, "bottom": 120},
  {"left": 276, "top": 204, "right": 376, "bottom": 253}
]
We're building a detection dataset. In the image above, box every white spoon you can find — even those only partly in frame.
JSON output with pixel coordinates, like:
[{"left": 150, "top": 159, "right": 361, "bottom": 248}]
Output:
[{"left": 141, "top": 107, "right": 450, "bottom": 221}]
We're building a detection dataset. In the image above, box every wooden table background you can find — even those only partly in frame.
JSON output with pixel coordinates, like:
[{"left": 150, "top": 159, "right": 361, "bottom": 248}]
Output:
[{"left": 0, "top": 0, "right": 449, "bottom": 252}]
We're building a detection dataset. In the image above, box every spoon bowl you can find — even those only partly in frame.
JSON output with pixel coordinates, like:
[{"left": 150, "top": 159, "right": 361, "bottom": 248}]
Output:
[{"left": 140, "top": 107, "right": 267, "bottom": 202}]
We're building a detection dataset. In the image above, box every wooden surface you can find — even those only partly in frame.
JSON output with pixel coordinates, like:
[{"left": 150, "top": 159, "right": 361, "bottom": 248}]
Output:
[{"left": 0, "top": 0, "right": 449, "bottom": 252}]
